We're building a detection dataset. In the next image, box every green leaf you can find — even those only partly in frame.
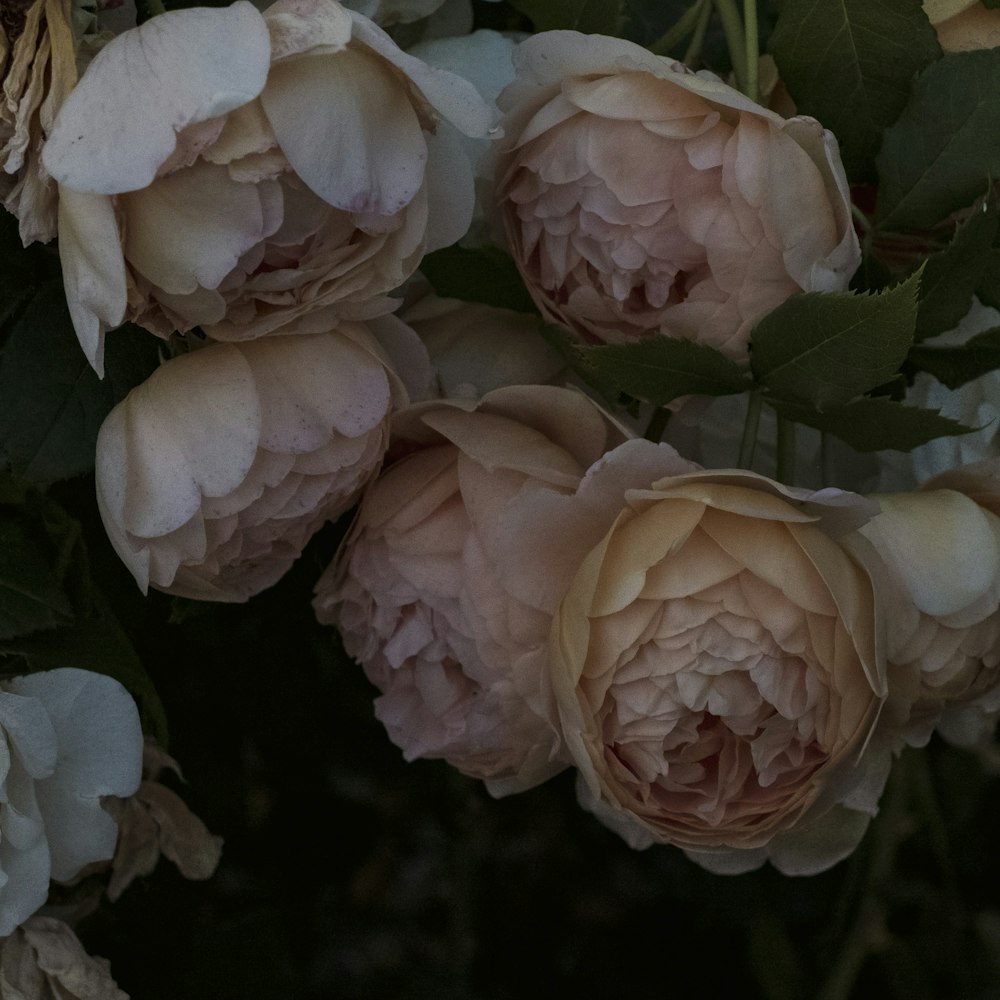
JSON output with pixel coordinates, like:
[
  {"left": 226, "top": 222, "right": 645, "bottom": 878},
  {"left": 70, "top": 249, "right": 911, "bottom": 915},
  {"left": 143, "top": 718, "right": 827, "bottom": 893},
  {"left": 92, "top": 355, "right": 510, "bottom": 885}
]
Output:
[
  {"left": 0, "top": 519, "right": 74, "bottom": 640},
  {"left": 908, "top": 325, "right": 1000, "bottom": 389},
  {"left": 915, "top": 197, "right": 998, "bottom": 340},
  {"left": 977, "top": 247, "right": 1000, "bottom": 310},
  {"left": 766, "top": 396, "right": 974, "bottom": 452},
  {"left": 768, "top": 0, "right": 940, "bottom": 180},
  {"left": 420, "top": 245, "right": 539, "bottom": 315},
  {"left": 581, "top": 337, "right": 750, "bottom": 406},
  {"left": 750, "top": 270, "right": 922, "bottom": 410},
  {"left": 0, "top": 588, "right": 169, "bottom": 746},
  {"left": 505, "top": 0, "right": 627, "bottom": 33},
  {"left": 539, "top": 324, "right": 621, "bottom": 404},
  {"left": 850, "top": 248, "right": 893, "bottom": 293},
  {"left": 876, "top": 50, "right": 1000, "bottom": 230},
  {"left": 0, "top": 284, "right": 160, "bottom": 486}
]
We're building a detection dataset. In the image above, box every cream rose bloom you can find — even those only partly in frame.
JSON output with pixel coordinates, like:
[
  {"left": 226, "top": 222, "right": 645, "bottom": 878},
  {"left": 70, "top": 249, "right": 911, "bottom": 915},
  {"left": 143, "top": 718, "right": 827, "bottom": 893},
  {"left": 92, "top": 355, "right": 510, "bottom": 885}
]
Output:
[
  {"left": 493, "top": 31, "right": 860, "bottom": 359},
  {"left": 864, "top": 470, "right": 1000, "bottom": 747},
  {"left": 313, "top": 385, "right": 626, "bottom": 795},
  {"left": 97, "top": 324, "right": 409, "bottom": 602},
  {"left": 0, "top": 916, "right": 127, "bottom": 1000},
  {"left": 0, "top": 668, "right": 142, "bottom": 937},
  {"left": 40, "top": 0, "right": 493, "bottom": 374},
  {"left": 502, "top": 441, "right": 888, "bottom": 873}
]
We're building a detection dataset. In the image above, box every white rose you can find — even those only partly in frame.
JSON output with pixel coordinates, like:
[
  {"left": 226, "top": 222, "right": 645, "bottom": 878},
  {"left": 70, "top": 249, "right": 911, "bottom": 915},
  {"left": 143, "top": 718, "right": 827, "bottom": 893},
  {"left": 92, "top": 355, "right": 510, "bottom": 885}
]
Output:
[
  {"left": 96, "top": 325, "right": 408, "bottom": 601},
  {"left": 41, "top": 0, "right": 493, "bottom": 373},
  {"left": 0, "top": 668, "right": 142, "bottom": 937}
]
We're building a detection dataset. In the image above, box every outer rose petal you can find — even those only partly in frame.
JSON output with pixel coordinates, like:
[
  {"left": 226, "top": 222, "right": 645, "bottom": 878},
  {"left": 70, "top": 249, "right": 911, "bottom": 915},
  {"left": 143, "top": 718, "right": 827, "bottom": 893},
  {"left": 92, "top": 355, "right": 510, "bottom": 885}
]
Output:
[{"left": 42, "top": 2, "right": 271, "bottom": 194}]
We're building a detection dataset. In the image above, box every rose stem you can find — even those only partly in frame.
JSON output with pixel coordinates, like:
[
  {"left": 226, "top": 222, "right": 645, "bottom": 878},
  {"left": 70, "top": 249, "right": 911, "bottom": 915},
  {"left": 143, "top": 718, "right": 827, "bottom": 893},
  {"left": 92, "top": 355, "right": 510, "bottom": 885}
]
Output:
[
  {"left": 713, "top": 0, "right": 749, "bottom": 95},
  {"left": 737, "top": 391, "right": 762, "bottom": 469},
  {"left": 648, "top": 0, "right": 708, "bottom": 58},
  {"left": 775, "top": 413, "right": 796, "bottom": 484},
  {"left": 815, "top": 755, "right": 911, "bottom": 1000},
  {"left": 684, "top": 0, "right": 714, "bottom": 65},
  {"left": 643, "top": 406, "right": 671, "bottom": 443},
  {"left": 743, "top": 0, "right": 759, "bottom": 103}
]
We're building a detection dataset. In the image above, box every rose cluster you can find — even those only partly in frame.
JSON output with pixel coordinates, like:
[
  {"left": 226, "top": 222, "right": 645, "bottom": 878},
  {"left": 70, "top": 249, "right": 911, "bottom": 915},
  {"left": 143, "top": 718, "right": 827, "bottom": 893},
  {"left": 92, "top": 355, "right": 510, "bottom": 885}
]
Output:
[{"left": 2, "top": 2, "right": 1000, "bottom": 977}]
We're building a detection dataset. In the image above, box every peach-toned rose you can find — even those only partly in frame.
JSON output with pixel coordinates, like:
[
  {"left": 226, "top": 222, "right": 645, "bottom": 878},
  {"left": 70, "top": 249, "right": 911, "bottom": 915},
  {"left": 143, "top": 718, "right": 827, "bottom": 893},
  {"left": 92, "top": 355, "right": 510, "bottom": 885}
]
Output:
[
  {"left": 96, "top": 324, "right": 409, "bottom": 602},
  {"left": 41, "top": 0, "right": 492, "bottom": 373},
  {"left": 313, "top": 385, "right": 625, "bottom": 795},
  {"left": 493, "top": 31, "right": 860, "bottom": 359},
  {"left": 515, "top": 443, "right": 888, "bottom": 873}
]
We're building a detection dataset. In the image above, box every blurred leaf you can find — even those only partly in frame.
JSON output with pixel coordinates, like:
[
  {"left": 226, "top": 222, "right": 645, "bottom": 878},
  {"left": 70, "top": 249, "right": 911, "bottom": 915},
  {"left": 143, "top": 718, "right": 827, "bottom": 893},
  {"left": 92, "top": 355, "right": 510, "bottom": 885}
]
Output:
[
  {"left": 0, "top": 519, "right": 75, "bottom": 640},
  {"left": 766, "top": 395, "right": 974, "bottom": 451},
  {"left": 751, "top": 270, "right": 921, "bottom": 410},
  {"left": 908, "top": 326, "right": 1000, "bottom": 389},
  {"left": 505, "top": 0, "right": 627, "bottom": 32},
  {"left": 768, "top": 0, "right": 940, "bottom": 180},
  {"left": 0, "top": 285, "right": 160, "bottom": 486},
  {"left": 0, "top": 587, "right": 169, "bottom": 746},
  {"left": 876, "top": 50, "right": 1000, "bottom": 230},
  {"left": 420, "top": 245, "right": 539, "bottom": 315},
  {"left": 915, "top": 197, "right": 998, "bottom": 341},
  {"left": 581, "top": 337, "right": 750, "bottom": 406}
]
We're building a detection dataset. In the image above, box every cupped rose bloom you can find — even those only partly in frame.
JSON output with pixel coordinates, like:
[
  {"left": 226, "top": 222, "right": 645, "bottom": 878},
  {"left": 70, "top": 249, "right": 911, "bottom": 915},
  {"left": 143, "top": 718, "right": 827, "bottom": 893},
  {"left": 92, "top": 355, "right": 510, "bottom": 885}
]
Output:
[
  {"left": 40, "top": 0, "right": 493, "bottom": 374},
  {"left": 507, "top": 441, "right": 888, "bottom": 873},
  {"left": 96, "top": 324, "right": 409, "bottom": 602},
  {"left": 493, "top": 32, "right": 860, "bottom": 359},
  {"left": 0, "top": 916, "right": 127, "bottom": 1000},
  {"left": 0, "top": 668, "right": 142, "bottom": 937},
  {"left": 313, "top": 385, "right": 626, "bottom": 795}
]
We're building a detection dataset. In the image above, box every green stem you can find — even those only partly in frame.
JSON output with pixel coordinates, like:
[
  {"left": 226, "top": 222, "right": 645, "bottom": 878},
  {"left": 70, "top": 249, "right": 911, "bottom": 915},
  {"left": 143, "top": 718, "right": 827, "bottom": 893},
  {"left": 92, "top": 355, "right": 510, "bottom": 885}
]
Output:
[
  {"left": 775, "top": 415, "right": 796, "bottom": 484},
  {"left": 851, "top": 203, "right": 872, "bottom": 234},
  {"left": 643, "top": 407, "right": 671, "bottom": 443},
  {"left": 649, "top": 0, "right": 708, "bottom": 57},
  {"left": 684, "top": 0, "right": 714, "bottom": 65},
  {"left": 744, "top": 0, "right": 759, "bottom": 103},
  {"left": 737, "top": 392, "right": 762, "bottom": 469},
  {"left": 713, "top": 0, "right": 748, "bottom": 94}
]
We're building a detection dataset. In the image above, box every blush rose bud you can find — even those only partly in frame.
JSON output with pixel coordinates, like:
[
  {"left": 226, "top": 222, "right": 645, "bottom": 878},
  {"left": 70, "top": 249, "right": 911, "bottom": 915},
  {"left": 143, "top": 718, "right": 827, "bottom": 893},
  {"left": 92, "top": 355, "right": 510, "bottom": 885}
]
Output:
[
  {"left": 96, "top": 325, "right": 408, "bottom": 602},
  {"left": 494, "top": 31, "right": 860, "bottom": 360}
]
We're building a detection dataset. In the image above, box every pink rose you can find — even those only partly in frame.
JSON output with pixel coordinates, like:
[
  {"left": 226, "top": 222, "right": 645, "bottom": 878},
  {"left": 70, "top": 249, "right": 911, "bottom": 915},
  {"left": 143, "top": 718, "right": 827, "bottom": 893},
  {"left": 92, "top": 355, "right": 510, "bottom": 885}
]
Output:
[
  {"left": 41, "top": 0, "right": 492, "bottom": 373},
  {"left": 493, "top": 32, "right": 860, "bottom": 359},
  {"left": 313, "top": 385, "right": 624, "bottom": 794}
]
